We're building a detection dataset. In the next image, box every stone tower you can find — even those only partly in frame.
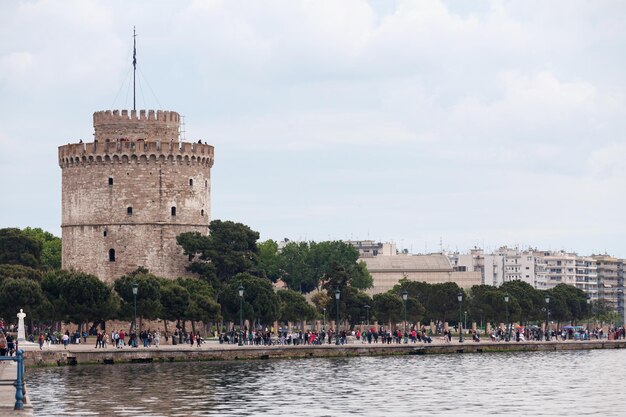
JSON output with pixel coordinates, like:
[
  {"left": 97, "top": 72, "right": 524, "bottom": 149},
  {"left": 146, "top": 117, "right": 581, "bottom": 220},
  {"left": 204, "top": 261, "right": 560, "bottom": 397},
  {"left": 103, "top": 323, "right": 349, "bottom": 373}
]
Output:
[{"left": 58, "top": 109, "right": 214, "bottom": 282}]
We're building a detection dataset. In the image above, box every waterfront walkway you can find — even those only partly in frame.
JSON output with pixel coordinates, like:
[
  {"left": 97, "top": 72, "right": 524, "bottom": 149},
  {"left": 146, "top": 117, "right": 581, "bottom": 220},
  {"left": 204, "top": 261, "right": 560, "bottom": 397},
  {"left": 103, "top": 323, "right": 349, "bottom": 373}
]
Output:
[
  {"left": 0, "top": 361, "right": 32, "bottom": 415},
  {"left": 18, "top": 337, "right": 626, "bottom": 367}
]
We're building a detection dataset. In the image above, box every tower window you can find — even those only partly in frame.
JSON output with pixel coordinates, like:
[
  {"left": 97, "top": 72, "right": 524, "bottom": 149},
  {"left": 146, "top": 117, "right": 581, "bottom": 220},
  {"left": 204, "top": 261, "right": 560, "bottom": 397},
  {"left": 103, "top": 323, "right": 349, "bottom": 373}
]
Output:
[
  {"left": 189, "top": 178, "right": 193, "bottom": 186},
  {"left": 108, "top": 177, "right": 113, "bottom": 186},
  {"left": 201, "top": 209, "right": 204, "bottom": 216},
  {"left": 127, "top": 207, "right": 133, "bottom": 215},
  {"left": 171, "top": 206, "right": 177, "bottom": 216},
  {"left": 103, "top": 230, "right": 107, "bottom": 237},
  {"left": 109, "top": 248, "right": 116, "bottom": 262}
]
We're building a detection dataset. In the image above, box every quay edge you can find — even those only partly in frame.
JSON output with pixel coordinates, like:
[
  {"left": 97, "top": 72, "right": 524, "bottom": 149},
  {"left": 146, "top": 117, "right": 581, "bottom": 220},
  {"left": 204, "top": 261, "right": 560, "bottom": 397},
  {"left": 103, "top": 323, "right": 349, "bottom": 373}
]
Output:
[{"left": 22, "top": 340, "right": 626, "bottom": 367}]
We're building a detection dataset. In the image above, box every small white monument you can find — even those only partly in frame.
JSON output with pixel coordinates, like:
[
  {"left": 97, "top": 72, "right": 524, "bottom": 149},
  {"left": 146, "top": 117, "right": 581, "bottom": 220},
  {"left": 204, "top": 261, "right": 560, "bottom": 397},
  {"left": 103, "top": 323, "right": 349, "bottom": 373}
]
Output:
[{"left": 17, "top": 309, "right": 26, "bottom": 342}]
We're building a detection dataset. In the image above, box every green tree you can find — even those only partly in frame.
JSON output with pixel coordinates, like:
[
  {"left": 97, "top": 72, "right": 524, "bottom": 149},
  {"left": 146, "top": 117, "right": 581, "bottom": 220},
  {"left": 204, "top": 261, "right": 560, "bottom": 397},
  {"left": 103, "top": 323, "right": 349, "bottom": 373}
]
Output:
[
  {"left": 373, "top": 292, "right": 403, "bottom": 324},
  {"left": 177, "top": 220, "right": 261, "bottom": 295},
  {"left": 159, "top": 280, "right": 190, "bottom": 323},
  {"left": 22, "top": 227, "right": 62, "bottom": 270},
  {"left": 428, "top": 282, "right": 463, "bottom": 323},
  {"left": 176, "top": 277, "right": 221, "bottom": 324},
  {"left": 500, "top": 280, "right": 544, "bottom": 322},
  {"left": 0, "top": 264, "right": 43, "bottom": 284},
  {"left": 277, "top": 240, "right": 373, "bottom": 293},
  {"left": 220, "top": 273, "right": 279, "bottom": 325},
  {"left": 0, "top": 228, "right": 42, "bottom": 268},
  {"left": 113, "top": 269, "right": 163, "bottom": 321},
  {"left": 0, "top": 278, "right": 47, "bottom": 322},
  {"left": 277, "top": 241, "right": 316, "bottom": 293},
  {"left": 276, "top": 289, "right": 316, "bottom": 323},
  {"left": 257, "top": 240, "right": 281, "bottom": 282},
  {"left": 41, "top": 270, "right": 119, "bottom": 325}
]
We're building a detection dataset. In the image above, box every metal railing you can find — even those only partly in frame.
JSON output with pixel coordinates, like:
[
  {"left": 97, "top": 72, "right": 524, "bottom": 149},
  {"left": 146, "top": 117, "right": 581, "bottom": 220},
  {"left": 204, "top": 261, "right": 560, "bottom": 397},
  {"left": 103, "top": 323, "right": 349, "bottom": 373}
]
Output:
[{"left": 0, "top": 350, "right": 25, "bottom": 410}]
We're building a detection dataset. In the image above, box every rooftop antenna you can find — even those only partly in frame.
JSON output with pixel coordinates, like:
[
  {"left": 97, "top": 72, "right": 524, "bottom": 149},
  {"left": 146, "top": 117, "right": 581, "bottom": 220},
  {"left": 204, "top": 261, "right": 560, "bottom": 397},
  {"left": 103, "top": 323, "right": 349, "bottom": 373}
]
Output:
[{"left": 133, "top": 26, "right": 137, "bottom": 111}]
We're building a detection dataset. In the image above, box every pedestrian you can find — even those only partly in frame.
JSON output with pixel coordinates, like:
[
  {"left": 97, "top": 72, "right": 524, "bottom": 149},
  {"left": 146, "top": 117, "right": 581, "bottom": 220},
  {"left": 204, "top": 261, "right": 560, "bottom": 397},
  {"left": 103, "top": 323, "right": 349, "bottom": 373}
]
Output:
[{"left": 38, "top": 333, "right": 44, "bottom": 350}]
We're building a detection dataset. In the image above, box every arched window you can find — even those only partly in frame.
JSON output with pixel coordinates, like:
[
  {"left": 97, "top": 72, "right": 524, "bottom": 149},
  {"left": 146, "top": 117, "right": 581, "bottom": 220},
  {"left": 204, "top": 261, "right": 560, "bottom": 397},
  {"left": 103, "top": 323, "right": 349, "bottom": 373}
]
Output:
[
  {"left": 201, "top": 209, "right": 204, "bottom": 216},
  {"left": 189, "top": 178, "right": 193, "bottom": 186},
  {"left": 103, "top": 230, "right": 107, "bottom": 237},
  {"left": 127, "top": 207, "right": 133, "bottom": 215},
  {"left": 108, "top": 177, "right": 113, "bottom": 186},
  {"left": 108, "top": 248, "right": 116, "bottom": 262},
  {"left": 171, "top": 206, "right": 177, "bottom": 216}
]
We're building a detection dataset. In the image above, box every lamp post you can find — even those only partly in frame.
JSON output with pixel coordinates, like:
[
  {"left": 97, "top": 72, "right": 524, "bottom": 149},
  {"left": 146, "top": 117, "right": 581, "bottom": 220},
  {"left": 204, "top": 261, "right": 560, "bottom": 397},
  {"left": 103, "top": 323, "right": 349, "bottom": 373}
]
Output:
[
  {"left": 464, "top": 311, "right": 467, "bottom": 332},
  {"left": 335, "top": 289, "right": 341, "bottom": 345},
  {"left": 323, "top": 307, "right": 326, "bottom": 331},
  {"left": 504, "top": 293, "right": 509, "bottom": 342},
  {"left": 457, "top": 292, "right": 463, "bottom": 343},
  {"left": 545, "top": 296, "right": 550, "bottom": 341},
  {"left": 364, "top": 305, "right": 370, "bottom": 326},
  {"left": 402, "top": 290, "right": 408, "bottom": 342},
  {"left": 238, "top": 285, "right": 244, "bottom": 346},
  {"left": 586, "top": 296, "right": 591, "bottom": 340},
  {"left": 131, "top": 282, "right": 138, "bottom": 334}
]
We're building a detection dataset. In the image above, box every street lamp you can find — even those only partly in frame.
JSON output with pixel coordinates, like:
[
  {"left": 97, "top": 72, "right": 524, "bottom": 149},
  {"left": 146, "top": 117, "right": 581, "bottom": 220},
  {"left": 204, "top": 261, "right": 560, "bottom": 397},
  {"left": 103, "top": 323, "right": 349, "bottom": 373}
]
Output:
[
  {"left": 364, "top": 305, "right": 370, "bottom": 326},
  {"left": 323, "top": 307, "right": 326, "bottom": 331},
  {"left": 131, "top": 282, "right": 138, "bottom": 335},
  {"left": 402, "top": 290, "right": 408, "bottom": 342},
  {"left": 504, "top": 293, "right": 509, "bottom": 342},
  {"left": 545, "top": 296, "right": 550, "bottom": 341},
  {"left": 335, "top": 289, "right": 341, "bottom": 345},
  {"left": 586, "top": 296, "right": 591, "bottom": 340},
  {"left": 457, "top": 292, "right": 463, "bottom": 343},
  {"left": 464, "top": 311, "right": 467, "bottom": 333},
  {"left": 238, "top": 285, "right": 244, "bottom": 346}
]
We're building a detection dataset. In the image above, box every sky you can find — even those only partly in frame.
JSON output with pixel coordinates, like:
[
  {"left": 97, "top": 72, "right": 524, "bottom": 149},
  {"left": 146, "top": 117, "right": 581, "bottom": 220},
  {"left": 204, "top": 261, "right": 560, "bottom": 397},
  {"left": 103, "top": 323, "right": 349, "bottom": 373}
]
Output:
[{"left": 1, "top": 0, "right": 626, "bottom": 257}]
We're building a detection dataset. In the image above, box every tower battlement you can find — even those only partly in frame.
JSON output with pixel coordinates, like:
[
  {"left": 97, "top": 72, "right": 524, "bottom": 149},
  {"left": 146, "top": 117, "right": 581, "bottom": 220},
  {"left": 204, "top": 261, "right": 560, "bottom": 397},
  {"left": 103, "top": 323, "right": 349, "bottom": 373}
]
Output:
[
  {"left": 93, "top": 109, "right": 181, "bottom": 142},
  {"left": 58, "top": 140, "right": 214, "bottom": 168}
]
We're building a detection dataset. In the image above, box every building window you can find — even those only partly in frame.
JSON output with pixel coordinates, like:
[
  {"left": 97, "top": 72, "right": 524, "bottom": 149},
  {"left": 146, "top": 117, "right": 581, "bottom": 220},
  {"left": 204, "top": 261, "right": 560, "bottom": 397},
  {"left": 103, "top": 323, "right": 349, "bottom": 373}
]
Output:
[
  {"left": 103, "top": 230, "right": 107, "bottom": 237},
  {"left": 109, "top": 248, "right": 116, "bottom": 262},
  {"left": 108, "top": 177, "right": 113, "bottom": 186},
  {"left": 171, "top": 206, "right": 176, "bottom": 216},
  {"left": 201, "top": 209, "right": 204, "bottom": 216},
  {"left": 189, "top": 178, "right": 193, "bottom": 186},
  {"left": 127, "top": 207, "right": 133, "bottom": 215}
]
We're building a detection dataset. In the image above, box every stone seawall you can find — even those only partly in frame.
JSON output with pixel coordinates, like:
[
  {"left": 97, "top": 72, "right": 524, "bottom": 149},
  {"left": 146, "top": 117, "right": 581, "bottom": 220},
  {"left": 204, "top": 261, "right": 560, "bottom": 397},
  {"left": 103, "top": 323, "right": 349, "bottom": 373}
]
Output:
[{"left": 23, "top": 340, "right": 626, "bottom": 367}]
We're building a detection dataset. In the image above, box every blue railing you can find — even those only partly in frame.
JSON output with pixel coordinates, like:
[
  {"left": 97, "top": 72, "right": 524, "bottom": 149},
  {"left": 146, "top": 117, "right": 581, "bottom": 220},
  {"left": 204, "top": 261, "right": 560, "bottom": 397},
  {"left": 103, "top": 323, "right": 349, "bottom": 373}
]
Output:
[{"left": 0, "top": 350, "right": 25, "bottom": 410}]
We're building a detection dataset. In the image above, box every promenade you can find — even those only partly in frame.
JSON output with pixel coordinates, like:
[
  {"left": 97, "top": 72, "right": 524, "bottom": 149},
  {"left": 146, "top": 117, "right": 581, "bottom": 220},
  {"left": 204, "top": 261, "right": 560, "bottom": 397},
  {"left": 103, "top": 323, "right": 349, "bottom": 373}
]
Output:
[
  {"left": 18, "top": 337, "right": 626, "bottom": 367},
  {"left": 0, "top": 361, "right": 32, "bottom": 415}
]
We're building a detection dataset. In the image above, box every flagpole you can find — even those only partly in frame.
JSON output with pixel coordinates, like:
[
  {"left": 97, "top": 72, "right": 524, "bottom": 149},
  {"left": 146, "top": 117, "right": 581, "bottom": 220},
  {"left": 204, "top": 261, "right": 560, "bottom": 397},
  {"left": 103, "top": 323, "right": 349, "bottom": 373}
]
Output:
[{"left": 133, "top": 26, "right": 137, "bottom": 111}]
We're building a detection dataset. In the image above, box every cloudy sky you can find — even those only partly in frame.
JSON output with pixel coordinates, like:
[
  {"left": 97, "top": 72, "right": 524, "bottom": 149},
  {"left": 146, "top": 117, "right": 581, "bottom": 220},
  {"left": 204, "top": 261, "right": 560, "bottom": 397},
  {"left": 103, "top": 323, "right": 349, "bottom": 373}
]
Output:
[{"left": 1, "top": 0, "right": 625, "bottom": 257}]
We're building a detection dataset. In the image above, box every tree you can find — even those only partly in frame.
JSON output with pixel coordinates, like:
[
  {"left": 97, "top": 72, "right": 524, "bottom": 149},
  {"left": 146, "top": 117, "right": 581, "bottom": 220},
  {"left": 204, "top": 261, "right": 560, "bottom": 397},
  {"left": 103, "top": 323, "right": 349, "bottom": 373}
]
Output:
[
  {"left": 177, "top": 220, "right": 261, "bottom": 295},
  {"left": 277, "top": 240, "right": 373, "bottom": 293},
  {"left": 257, "top": 240, "right": 281, "bottom": 282},
  {"left": 277, "top": 241, "right": 316, "bottom": 293},
  {"left": 22, "top": 227, "right": 62, "bottom": 270},
  {"left": 500, "top": 280, "right": 544, "bottom": 322},
  {"left": 176, "top": 277, "right": 221, "bottom": 324},
  {"left": 159, "top": 280, "right": 190, "bottom": 323},
  {"left": 0, "top": 278, "right": 47, "bottom": 322},
  {"left": 220, "top": 273, "right": 279, "bottom": 325},
  {"left": 276, "top": 289, "right": 316, "bottom": 323},
  {"left": 0, "top": 264, "right": 43, "bottom": 284},
  {"left": 41, "top": 270, "right": 119, "bottom": 325},
  {"left": 0, "top": 228, "right": 42, "bottom": 268},
  {"left": 113, "top": 269, "right": 163, "bottom": 321},
  {"left": 373, "top": 293, "right": 403, "bottom": 324},
  {"left": 427, "top": 282, "right": 463, "bottom": 323}
]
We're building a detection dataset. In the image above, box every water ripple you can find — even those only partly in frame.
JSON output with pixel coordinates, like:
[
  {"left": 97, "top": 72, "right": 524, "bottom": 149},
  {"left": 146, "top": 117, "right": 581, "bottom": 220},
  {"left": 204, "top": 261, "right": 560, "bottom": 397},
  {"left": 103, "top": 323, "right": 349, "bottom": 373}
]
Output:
[{"left": 25, "top": 350, "right": 626, "bottom": 416}]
